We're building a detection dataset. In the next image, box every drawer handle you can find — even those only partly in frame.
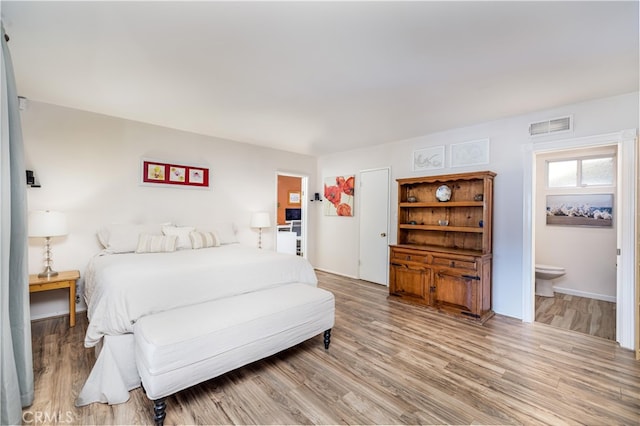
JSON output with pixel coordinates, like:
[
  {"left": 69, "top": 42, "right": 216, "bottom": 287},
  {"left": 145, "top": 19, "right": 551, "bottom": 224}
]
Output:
[{"left": 462, "top": 274, "right": 481, "bottom": 280}]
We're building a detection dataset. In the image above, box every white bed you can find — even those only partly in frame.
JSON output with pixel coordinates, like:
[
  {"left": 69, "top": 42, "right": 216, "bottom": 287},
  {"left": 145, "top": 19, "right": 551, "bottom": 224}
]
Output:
[{"left": 76, "top": 243, "right": 317, "bottom": 406}]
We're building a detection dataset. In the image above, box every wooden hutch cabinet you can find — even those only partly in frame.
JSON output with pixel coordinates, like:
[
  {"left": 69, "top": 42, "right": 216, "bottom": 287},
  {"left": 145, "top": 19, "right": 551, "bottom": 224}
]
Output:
[{"left": 389, "top": 171, "right": 495, "bottom": 323}]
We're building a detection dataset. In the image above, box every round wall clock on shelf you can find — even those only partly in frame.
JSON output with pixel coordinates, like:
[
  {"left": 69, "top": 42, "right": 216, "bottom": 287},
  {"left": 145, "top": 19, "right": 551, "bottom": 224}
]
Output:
[{"left": 435, "top": 184, "right": 451, "bottom": 202}]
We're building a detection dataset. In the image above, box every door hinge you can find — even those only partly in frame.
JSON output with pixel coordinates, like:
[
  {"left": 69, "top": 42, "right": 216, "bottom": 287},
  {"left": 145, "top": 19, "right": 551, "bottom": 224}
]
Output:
[{"left": 617, "top": 248, "right": 621, "bottom": 255}]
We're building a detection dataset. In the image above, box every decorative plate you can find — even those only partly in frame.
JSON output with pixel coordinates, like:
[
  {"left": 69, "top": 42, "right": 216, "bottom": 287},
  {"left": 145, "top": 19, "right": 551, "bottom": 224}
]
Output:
[{"left": 435, "top": 185, "right": 452, "bottom": 202}]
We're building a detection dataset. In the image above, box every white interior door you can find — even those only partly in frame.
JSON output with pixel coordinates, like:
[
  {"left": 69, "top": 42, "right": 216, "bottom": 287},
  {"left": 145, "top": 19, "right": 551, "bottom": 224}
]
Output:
[{"left": 359, "top": 168, "right": 390, "bottom": 285}]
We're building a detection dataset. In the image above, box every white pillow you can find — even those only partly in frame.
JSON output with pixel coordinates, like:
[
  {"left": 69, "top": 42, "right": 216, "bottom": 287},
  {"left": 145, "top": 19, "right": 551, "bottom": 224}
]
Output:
[
  {"left": 98, "top": 223, "right": 166, "bottom": 253},
  {"left": 212, "top": 222, "right": 238, "bottom": 244},
  {"left": 162, "top": 225, "right": 195, "bottom": 250},
  {"left": 189, "top": 231, "right": 220, "bottom": 249},
  {"left": 135, "top": 234, "right": 178, "bottom": 253}
]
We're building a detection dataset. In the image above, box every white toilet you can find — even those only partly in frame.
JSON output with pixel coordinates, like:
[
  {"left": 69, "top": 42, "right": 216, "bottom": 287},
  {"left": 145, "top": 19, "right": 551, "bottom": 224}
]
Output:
[{"left": 535, "top": 264, "right": 566, "bottom": 297}]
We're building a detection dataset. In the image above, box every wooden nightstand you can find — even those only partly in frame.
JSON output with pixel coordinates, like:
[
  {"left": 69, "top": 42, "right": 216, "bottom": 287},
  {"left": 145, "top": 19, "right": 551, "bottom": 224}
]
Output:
[{"left": 29, "top": 270, "right": 80, "bottom": 327}]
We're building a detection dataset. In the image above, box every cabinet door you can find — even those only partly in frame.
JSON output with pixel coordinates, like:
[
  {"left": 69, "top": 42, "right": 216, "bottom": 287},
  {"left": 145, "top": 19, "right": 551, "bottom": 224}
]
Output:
[
  {"left": 390, "top": 263, "right": 429, "bottom": 301},
  {"left": 433, "top": 270, "right": 478, "bottom": 317}
]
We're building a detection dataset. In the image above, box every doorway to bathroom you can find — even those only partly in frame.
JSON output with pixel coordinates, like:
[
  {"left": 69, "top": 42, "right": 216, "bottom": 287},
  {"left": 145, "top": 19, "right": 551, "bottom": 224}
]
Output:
[
  {"left": 534, "top": 145, "right": 617, "bottom": 340},
  {"left": 522, "top": 129, "right": 637, "bottom": 349}
]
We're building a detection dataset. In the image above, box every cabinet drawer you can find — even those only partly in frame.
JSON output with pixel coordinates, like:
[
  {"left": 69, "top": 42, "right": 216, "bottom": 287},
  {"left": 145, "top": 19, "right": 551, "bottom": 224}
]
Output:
[
  {"left": 432, "top": 256, "right": 476, "bottom": 271},
  {"left": 391, "top": 250, "right": 428, "bottom": 264}
]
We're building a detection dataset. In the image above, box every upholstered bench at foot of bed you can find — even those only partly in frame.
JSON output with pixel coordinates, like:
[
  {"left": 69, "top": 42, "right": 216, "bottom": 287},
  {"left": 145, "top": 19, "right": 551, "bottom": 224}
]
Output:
[{"left": 134, "top": 282, "right": 335, "bottom": 426}]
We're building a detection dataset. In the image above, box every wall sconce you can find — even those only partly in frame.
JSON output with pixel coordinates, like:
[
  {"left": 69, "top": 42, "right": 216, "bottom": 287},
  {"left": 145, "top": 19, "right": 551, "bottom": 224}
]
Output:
[
  {"left": 310, "top": 192, "right": 322, "bottom": 202},
  {"left": 250, "top": 211, "right": 271, "bottom": 249},
  {"left": 28, "top": 210, "right": 68, "bottom": 278},
  {"left": 26, "top": 170, "right": 41, "bottom": 187}
]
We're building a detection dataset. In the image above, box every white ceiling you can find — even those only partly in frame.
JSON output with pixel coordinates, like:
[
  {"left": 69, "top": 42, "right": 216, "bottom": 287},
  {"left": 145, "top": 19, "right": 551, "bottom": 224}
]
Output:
[{"left": 2, "top": 1, "right": 638, "bottom": 156}]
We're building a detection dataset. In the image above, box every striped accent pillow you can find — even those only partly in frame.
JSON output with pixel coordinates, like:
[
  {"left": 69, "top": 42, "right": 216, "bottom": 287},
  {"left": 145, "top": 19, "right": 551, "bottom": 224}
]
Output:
[
  {"left": 135, "top": 234, "right": 178, "bottom": 253},
  {"left": 189, "top": 231, "right": 220, "bottom": 249},
  {"left": 162, "top": 225, "right": 195, "bottom": 250}
]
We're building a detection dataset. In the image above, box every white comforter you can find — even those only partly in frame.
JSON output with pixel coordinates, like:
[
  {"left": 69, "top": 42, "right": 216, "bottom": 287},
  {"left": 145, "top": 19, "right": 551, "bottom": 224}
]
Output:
[{"left": 84, "top": 244, "right": 317, "bottom": 347}]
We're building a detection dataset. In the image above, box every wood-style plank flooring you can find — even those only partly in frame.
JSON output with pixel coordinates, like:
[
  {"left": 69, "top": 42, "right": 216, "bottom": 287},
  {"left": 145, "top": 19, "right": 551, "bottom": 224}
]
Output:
[
  {"left": 535, "top": 293, "right": 616, "bottom": 341},
  {"left": 26, "top": 271, "right": 639, "bottom": 425}
]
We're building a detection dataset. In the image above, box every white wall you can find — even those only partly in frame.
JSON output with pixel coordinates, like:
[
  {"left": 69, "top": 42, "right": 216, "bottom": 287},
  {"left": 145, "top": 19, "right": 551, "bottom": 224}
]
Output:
[
  {"left": 23, "top": 92, "right": 638, "bottom": 321},
  {"left": 316, "top": 91, "right": 639, "bottom": 319},
  {"left": 535, "top": 146, "right": 617, "bottom": 301},
  {"left": 22, "top": 101, "right": 317, "bottom": 320}
]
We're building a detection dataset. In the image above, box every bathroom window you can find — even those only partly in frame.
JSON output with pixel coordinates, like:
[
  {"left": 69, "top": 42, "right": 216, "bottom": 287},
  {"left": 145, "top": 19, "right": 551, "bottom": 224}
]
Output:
[
  {"left": 581, "top": 157, "right": 615, "bottom": 186},
  {"left": 548, "top": 160, "right": 577, "bottom": 187},
  {"left": 547, "top": 155, "right": 615, "bottom": 188}
]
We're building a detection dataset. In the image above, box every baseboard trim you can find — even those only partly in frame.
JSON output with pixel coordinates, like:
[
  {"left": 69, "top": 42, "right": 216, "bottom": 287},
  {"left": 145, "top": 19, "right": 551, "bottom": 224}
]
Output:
[
  {"left": 314, "top": 267, "right": 359, "bottom": 280},
  {"left": 553, "top": 286, "right": 616, "bottom": 303},
  {"left": 30, "top": 308, "right": 87, "bottom": 322}
]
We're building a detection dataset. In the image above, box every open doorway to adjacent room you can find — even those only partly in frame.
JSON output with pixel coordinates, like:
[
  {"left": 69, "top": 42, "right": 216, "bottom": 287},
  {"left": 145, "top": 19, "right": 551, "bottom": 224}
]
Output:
[
  {"left": 523, "top": 130, "right": 636, "bottom": 350},
  {"left": 534, "top": 145, "right": 618, "bottom": 340},
  {"left": 275, "top": 173, "right": 308, "bottom": 257}
]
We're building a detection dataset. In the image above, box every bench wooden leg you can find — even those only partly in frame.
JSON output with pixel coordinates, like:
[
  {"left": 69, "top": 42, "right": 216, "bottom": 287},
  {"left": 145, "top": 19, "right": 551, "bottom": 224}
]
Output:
[
  {"left": 153, "top": 398, "right": 166, "bottom": 426},
  {"left": 324, "top": 329, "right": 331, "bottom": 349}
]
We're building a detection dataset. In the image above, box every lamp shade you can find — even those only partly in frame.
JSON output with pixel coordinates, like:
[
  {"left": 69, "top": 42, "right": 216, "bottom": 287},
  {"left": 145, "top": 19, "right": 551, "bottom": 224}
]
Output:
[
  {"left": 250, "top": 211, "right": 271, "bottom": 229},
  {"left": 28, "top": 210, "right": 68, "bottom": 237}
]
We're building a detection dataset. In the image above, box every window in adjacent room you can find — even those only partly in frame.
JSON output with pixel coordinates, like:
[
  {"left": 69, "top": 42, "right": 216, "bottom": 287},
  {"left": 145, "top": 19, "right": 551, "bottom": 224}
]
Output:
[{"left": 547, "top": 155, "right": 615, "bottom": 188}]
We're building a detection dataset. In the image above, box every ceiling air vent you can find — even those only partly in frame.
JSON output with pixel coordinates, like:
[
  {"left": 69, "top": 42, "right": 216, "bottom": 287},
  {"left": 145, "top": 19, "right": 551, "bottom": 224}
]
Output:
[{"left": 529, "top": 115, "right": 572, "bottom": 136}]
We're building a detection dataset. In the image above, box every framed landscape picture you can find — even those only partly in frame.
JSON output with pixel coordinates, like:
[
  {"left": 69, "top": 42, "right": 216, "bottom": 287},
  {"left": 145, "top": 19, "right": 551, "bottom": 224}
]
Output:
[{"left": 546, "top": 194, "right": 613, "bottom": 227}]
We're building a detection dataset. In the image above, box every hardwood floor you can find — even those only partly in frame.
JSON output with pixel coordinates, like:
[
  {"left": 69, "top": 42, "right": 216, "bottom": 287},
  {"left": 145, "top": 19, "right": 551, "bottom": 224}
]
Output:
[
  {"left": 535, "top": 293, "right": 616, "bottom": 341},
  {"left": 26, "top": 270, "right": 639, "bottom": 425}
]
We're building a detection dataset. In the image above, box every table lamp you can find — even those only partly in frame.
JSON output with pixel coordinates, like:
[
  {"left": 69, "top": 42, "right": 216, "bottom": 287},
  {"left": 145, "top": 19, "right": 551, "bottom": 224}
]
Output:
[
  {"left": 28, "top": 210, "right": 68, "bottom": 278},
  {"left": 250, "top": 211, "right": 271, "bottom": 249}
]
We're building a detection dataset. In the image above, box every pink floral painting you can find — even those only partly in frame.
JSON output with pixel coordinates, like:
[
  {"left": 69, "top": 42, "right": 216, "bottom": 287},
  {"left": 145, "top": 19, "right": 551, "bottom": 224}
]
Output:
[{"left": 324, "top": 175, "right": 355, "bottom": 216}]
